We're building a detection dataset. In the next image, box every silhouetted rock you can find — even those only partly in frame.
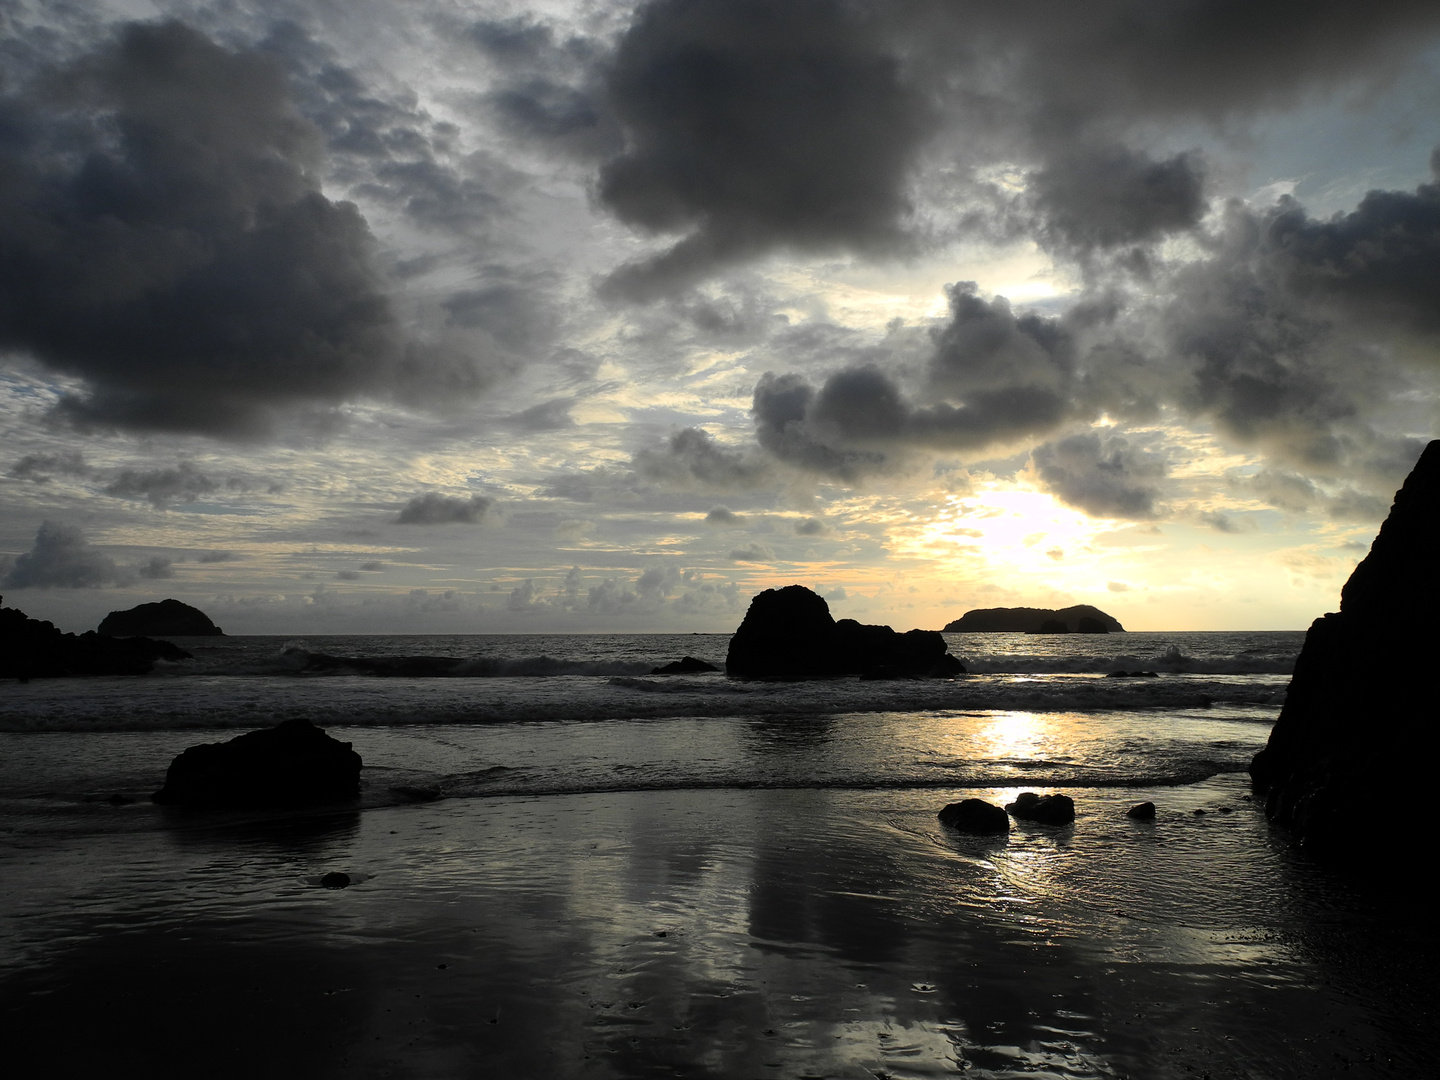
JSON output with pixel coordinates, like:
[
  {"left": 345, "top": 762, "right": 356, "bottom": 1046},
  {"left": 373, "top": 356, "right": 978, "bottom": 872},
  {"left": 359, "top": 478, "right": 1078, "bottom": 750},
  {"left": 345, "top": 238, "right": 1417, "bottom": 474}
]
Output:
[
  {"left": 1, "top": 604, "right": 190, "bottom": 679},
  {"left": 1126, "top": 801, "right": 1157, "bottom": 820},
  {"left": 99, "top": 599, "right": 223, "bottom": 637},
  {"left": 943, "top": 605, "right": 1124, "bottom": 633},
  {"left": 1034, "top": 619, "right": 1069, "bottom": 634},
  {"left": 1106, "top": 670, "right": 1158, "bottom": 678},
  {"left": 152, "top": 718, "right": 362, "bottom": 807},
  {"left": 1251, "top": 440, "right": 1440, "bottom": 857},
  {"left": 320, "top": 872, "right": 350, "bottom": 889},
  {"left": 650, "top": 656, "right": 720, "bottom": 675},
  {"left": 725, "top": 585, "right": 965, "bottom": 678},
  {"left": 938, "top": 798, "right": 1010, "bottom": 834},
  {"left": 1006, "top": 791, "right": 1076, "bottom": 825}
]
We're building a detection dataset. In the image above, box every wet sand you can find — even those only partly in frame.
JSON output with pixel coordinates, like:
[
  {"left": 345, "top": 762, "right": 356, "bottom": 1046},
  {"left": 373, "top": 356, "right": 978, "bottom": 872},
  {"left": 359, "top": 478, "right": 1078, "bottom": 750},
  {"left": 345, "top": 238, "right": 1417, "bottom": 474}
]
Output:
[{"left": 2, "top": 777, "right": 1434, "bottom": 1078}]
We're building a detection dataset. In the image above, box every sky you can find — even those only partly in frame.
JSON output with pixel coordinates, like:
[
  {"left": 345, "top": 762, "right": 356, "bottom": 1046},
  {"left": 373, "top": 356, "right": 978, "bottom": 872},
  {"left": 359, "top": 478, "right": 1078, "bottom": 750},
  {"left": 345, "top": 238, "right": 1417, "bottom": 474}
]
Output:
[{"left": 2, "top": 0, "right": 1439, "bottom": 635}]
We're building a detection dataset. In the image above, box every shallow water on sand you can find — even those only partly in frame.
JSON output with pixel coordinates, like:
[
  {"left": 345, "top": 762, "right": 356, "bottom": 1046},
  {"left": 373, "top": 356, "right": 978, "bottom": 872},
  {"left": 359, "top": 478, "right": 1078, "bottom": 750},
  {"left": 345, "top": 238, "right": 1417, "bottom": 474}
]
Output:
[{"left": 2, "top": 777, "right": 1433, "bottom": 1079}]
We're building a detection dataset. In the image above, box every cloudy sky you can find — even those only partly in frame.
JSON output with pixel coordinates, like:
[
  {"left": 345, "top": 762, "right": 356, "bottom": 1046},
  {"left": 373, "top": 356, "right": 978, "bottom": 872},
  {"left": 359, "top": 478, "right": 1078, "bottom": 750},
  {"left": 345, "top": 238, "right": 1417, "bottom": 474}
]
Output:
[{"left": 3, "top": 0, "right": 1439, "bottom": 635}]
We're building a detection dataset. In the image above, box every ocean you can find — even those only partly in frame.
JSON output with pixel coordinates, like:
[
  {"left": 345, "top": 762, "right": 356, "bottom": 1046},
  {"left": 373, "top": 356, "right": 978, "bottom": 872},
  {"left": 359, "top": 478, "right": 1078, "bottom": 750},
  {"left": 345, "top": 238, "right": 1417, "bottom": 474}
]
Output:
[{"left": 3, "top": 630, "right": 1435, "bottom": 1078}]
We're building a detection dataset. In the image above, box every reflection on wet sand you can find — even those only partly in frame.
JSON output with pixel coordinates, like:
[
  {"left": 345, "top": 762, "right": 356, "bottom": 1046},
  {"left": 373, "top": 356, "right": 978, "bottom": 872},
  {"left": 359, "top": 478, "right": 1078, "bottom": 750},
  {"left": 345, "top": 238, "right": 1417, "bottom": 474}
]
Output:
[{"left": 2, "top": 781, "right": 1434, "bottom": 1077}]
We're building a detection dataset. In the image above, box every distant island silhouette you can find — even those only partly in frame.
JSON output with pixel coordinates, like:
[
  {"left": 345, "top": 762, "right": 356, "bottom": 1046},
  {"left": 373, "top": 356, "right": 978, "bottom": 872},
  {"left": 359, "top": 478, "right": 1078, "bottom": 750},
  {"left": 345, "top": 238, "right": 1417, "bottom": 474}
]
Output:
[{"left": 943, "top": 605, "right": 1124, "bottom": 633}]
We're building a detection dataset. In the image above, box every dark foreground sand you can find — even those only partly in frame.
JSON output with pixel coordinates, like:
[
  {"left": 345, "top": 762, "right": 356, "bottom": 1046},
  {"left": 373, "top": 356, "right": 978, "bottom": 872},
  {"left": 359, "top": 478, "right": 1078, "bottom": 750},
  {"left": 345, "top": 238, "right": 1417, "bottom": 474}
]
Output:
[{"left": 2, "top": 777, "right": 1434, "bottom": 1078}]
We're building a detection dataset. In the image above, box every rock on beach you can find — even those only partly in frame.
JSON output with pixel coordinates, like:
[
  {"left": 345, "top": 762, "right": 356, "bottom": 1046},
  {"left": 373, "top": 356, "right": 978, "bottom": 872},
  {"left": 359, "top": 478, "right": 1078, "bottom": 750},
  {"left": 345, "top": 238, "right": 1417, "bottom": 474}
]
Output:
[
  {"left": 1006, "top": 791, "right": 1076, "bottom": 825},
  {"left": 153, "top": 718, "right": 362, "bottom": 808},
  {"left": 937, "top": 799, "right": 1010, "bottom": 834}
]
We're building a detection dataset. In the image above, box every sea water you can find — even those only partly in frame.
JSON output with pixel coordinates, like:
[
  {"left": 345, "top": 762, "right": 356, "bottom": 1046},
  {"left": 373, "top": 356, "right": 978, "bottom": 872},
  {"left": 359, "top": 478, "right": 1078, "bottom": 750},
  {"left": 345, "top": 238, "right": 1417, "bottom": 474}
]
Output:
[
  {"left": 0, "top": 631, "right": 1295, "bottom": 814},
  {"left": 4, "top": 630, "right": 1435, "bottom": 1077}
]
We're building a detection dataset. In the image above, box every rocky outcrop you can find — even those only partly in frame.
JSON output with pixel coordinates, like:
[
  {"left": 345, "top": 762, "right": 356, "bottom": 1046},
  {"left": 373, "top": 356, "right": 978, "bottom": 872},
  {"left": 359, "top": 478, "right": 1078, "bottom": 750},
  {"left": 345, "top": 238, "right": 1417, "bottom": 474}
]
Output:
[
  {"left": 99, "top": 599, "right": 223, "bottom": 637},
  {"left": 153, "top": 718, "right": 362, "bottom": 807},
  {"left": 1250, "top": 440, "right": 1440, "bottom": 856},
  {"left": 943, "top": 605, "right": 1123, "bottom": 633},
  {"left": 725, "top": 585, "right": 965, "bottom": 678},
  {"left": 1, "top": 604, "right": 190, "bottom": 679},
  {"left": 651, "top": 656, "right": 720, "bottom": 675},
  {"left": 938, "top": 798, "right": 1010, "bottom": 834},
  {"left": 1006, "top": 791, "right": 1076, "bottom": 825}
]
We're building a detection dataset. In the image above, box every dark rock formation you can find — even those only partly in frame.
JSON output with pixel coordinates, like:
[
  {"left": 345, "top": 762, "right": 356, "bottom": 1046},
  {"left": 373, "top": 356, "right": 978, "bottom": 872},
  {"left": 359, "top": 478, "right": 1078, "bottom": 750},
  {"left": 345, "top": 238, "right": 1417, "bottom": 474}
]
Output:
[
  {"left": 320, "top": 872, "right": 351, "bottom": 889},
  {"left": 1250, "top": 440, "right": 1440, "bottom": 856},
  {"left": 725, "top": 585, "right": 965, "bottom": 678},
  {"left": 1006, "top": 791, "right": 1076, "bottom": 825},
  {"left": 152, "top": 718, "right": 362, "bottom": 807},
  {"left": 1106, "top": 670, "right": 1158, "bottom": 678},
  {"left": 1126, "top": 801, "right": 1157, "bottom": 820},
  {"left": 943, "top": 605, "right": 1124, "bottom": 633},
  {"left": 1, "top": 604, "right": 191, "bottom": 679},
  {"left": 1035, "top": 619, "right": 1069, "bottom": 634},
  {"left": 99, "top": 599, "right": 223, "bottom": 637},
  {"left": 651, "top": 656, "right": 720, "bottom": 675},
  {"left": 938, "top": 798, "right": 1010, "bottom": 834}
]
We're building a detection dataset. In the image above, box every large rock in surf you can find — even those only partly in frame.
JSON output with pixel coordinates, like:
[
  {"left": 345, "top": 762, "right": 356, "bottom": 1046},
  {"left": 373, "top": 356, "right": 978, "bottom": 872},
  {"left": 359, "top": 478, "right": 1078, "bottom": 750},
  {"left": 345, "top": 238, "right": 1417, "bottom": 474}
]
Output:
[
  {"left": 725, "top": 585, "right": 964, "bottom": 678},
  {"left": 943, "top": 605, "right": 1123, "bottom": 633},
  {"left": 938, "top": 798, "right": 1010, "bottom": 834},
  {"left": 99, "top": 599, "right": 223, "bottom": 637},
  {"left": 1, "top": 604, "right": 190, "bottom": 679},
  {"left": 651, "top": 656, "right": 720, "bottom": 675},
  {"left": 153, "top": 718, "right": 362, "bottom": 807},
  {"left": 1250, "top": 440, "right": 1440, "bottom": 856}
]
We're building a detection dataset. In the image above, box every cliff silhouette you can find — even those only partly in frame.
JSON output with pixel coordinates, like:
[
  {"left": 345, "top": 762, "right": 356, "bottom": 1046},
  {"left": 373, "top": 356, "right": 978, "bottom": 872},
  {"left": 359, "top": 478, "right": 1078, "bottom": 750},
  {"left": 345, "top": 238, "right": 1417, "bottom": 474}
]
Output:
[{"left": 1250, "top": 439, "right": 1440, "bottom": 855}]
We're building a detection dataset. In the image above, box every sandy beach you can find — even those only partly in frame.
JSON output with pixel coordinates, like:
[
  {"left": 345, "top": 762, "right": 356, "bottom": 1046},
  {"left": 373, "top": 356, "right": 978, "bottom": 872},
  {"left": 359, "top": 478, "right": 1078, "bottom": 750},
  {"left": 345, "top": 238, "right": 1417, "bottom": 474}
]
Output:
[{"left": 4, "top": 774, "right": 1433, "bottom": 1079}]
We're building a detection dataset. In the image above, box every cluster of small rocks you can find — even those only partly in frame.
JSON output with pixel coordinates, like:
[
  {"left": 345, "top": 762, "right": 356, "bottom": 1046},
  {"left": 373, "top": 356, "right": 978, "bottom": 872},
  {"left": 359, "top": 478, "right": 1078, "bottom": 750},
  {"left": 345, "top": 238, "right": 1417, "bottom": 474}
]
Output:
[{"left": 937, "top": 792, "right": 1168, "bottom": 835}]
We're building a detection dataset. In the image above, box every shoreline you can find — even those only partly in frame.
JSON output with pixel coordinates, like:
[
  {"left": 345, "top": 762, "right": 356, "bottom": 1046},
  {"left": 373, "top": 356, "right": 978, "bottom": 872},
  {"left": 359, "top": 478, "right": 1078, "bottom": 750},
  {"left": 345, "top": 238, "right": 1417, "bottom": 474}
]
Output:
[{"left": 4, "top": 777, "right": 1434, "bottom": 1078}]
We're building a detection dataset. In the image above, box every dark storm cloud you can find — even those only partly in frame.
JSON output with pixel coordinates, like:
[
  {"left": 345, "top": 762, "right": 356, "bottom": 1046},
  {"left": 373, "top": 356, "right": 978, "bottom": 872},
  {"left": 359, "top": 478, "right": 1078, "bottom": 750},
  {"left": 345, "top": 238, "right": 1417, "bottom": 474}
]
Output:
[
  {"left": 443, "top": 281, "right": 556, "bottom": 354},
  {"left": 583, "top": 1, "right": 1440, "bottom": 294},
  {"left": 1234, "top": 469, "right": 1321, "bottom": 512},
  {"left": 596, "top": 0, "right": 931, "bottom": 298},
  {"left": 1030, "top": 147, "right": 1207, "bottom": 252},
  {"left": 794, "top": 517, "right": 828, "bottom": 536},
  {"left": 464, "top": 14, "right": 620, "bottom": 159},
  {"left": 1263, "top": 155, "right": 1440, "bottom": 334},
  {"left": 2, "top": 521, "right": 123, "bottom": 589},
  {"left": 929, "top": 284, "right": 1078, "bottom": 401},
  {"left": 7, "top": 451, "right": 90, "bottom": 482},
  {"left": 0, "top": 20, "right": 487, "bottom": 437},
  {"left": 1162, "top": 197, "right": 1406, "bottom": 466},
  {"left": 262, "top": 20, "right": 503, "bottom": 233},
  {"left": 704, "top": 506, "right": 743, "bottom": 526},
  {"left": 632, "top": 427, "right": 770, "bottom": 489},
  {"left": 138, "top": 555, "right": 174, "bottom": 579},
  {"left": 396, "top": 493, "right": 494, "bottom": 525},
  {"left": 727, "top": 542, "right": 773, "bottom": 562},
  {"left": 1030, "top": 432, "right": 1166, "bottom": 519},
  {"left": 950, "top": 1, "right": 1440, "bottom": 123},
  {"left": 750, "top": 287, "right": 1086, "bottom": 478},
  {"left": 103, "top": 462, "right": 218, "bottom": 508}
]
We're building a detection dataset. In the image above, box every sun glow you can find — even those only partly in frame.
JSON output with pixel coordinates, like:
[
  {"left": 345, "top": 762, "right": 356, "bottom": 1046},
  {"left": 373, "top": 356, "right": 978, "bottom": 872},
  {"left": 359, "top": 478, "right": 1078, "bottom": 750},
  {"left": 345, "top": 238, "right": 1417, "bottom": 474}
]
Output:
[{"left": 895, "top": 486, "right": 1133, "bottom": 578}]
